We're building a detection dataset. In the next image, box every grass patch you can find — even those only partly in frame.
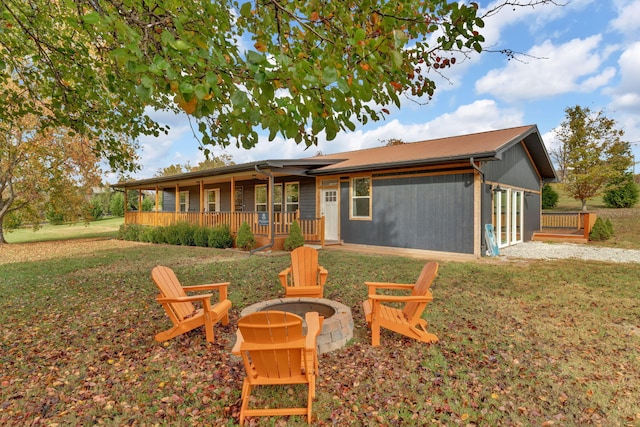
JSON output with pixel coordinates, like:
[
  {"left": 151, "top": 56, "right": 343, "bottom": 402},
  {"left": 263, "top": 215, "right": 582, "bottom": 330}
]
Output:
[
  {"left": 1, "top": 240, "right": 639, "bottom": 426},
  {"left": 4, "top": 217, "right": 124, "bottom": 243}
]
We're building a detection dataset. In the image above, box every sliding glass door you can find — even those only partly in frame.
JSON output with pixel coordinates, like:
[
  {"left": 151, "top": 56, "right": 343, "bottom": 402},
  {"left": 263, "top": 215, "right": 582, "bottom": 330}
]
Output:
[{"left": 493, "top": 188, "right": 523, "bottom": 248}]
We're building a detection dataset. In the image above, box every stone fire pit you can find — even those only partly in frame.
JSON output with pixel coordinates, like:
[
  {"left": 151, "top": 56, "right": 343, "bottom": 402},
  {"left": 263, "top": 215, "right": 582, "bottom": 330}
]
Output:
[{"left": 240, "top": 297, "right": 354, "bottom": 354}]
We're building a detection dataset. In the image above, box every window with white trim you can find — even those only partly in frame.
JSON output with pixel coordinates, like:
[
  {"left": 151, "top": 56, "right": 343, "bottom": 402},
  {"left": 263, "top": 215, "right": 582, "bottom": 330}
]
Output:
[
  {"left": 179, "top": 190, "right": 189, "bottom": 212},
  {"left": 234, "top": 186, "right": 243, "bottom": 211},
  {"left": 255, "top": 185, "right": 267, "bottom": 212},
  {"left": 273, "top": 184, "right": 282, "bottom": 212},
  {"left": 351, "top": 177, "right": 371, "bottom": 219},
  {"left": 285, "top": 182, "right": 299, "bottom": 212},
  {"left": 205, "top": 188, "right": 220, "bottom": 212}
]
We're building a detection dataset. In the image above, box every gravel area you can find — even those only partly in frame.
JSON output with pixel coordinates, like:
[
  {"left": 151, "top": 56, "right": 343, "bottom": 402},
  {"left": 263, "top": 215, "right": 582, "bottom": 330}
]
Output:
[{"left": 499, "top": 241, "right": 640, "bottom": 264}]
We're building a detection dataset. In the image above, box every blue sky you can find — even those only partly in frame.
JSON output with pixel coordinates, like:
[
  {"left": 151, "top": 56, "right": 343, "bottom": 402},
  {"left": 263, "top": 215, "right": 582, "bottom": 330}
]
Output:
[{"left": 122, "top": 0, "right": 640, "bottom": 180}]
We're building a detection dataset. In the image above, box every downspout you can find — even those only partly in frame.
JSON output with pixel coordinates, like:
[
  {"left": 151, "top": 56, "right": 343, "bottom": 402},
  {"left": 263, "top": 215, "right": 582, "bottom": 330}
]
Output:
[
  {"left": 471, "top": 157, "right": 487, "bottom": 257},
  {"left": 250, "top": 165, "right": 275, "bottom": 254}
]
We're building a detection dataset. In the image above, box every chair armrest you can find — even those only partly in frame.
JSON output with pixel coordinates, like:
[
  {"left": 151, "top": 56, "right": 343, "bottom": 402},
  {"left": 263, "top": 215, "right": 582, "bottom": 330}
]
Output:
[
  {"left": 231, "top": 329, "right": 244, "bottom": 355},
  {"left": 304, "top": 312, "right": 322, "bottom": 350},
  {"left": 318, "top": 266, "right": 328, "bottom": 286},
  {"left": 182, "top": 282, "right": 229, "bottom": 301},
  {"left": 365, "top": 282, "right": 415, "bottom": 295},
  {"left": 368, "top": 293, "right": 433, "bottom": 303},
  {"left": 157, "top": 294, "right": 214, "bottom": 303},
  {"left": 365, "top": 282, "right": 415, "bottom": 289},
  {"left": 182, "top": 282, "right": 229, "bottom": 292},
  {"left": 278, "top": 267, "right": 292, "bottom": 288}
]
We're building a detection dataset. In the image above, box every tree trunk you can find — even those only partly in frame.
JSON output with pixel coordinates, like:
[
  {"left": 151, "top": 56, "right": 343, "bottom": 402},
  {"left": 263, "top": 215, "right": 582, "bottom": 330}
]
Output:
[
  {"left": 0, "top": 226, "right": 7, "bottom": 244},
  {"left": 581, "top": 199, "right": 588, "bottom": 211}
]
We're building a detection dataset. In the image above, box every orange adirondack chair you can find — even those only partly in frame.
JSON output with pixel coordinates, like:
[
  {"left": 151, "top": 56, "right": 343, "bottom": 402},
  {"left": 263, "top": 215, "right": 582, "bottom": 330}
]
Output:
[
  {"left": 151, "top": 265, "right": 232, "bottom": 343},
  {"left": 362, "top": 261, "right": 439, "bottom": 347},
  {"left": 232, "top": 310, "right": 322, "bottom": 424},
  {"left": 278, "top": 246, "right": 328, "bottom": 298}
]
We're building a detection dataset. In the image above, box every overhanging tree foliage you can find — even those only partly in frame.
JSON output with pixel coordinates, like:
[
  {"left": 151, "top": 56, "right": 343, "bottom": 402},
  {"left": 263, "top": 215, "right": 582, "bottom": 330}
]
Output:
[
  {"left": 1, "top": 0, "right": 558, "bottom": 172},
  {"left": 556, "top": 105, "right": 633, "bottom": 211}
]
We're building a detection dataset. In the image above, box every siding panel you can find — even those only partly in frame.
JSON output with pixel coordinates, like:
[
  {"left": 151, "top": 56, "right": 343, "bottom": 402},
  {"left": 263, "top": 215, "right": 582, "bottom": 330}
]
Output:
[{"left": 340, "top": 173, "right": 475, "bottom": 253}]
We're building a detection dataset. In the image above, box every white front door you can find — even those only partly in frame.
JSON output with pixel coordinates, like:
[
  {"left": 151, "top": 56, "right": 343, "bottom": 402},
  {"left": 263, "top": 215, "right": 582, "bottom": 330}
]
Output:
[{"left": 321, "top": 189, "right": 339, "bottom": 241}]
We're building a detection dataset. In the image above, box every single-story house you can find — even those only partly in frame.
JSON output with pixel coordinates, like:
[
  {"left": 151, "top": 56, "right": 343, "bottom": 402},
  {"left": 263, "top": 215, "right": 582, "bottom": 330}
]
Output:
[{"left": 115, "top": 124, "right": 557, "bottom": 257}]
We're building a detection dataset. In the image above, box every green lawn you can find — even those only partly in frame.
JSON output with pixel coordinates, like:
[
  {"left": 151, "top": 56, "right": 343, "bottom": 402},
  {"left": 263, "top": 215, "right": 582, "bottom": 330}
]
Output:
[{"left": 4, "top": 216, "right": 123, "bottom": 243}]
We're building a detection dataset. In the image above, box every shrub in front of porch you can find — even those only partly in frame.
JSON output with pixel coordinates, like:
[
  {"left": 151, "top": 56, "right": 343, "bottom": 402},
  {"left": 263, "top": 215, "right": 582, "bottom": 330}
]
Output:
[
  {"left": 589, "top": 217, "right": 612, "bottom": 241},
  {"left": 208, "top": 225, "right": 234, "bottom": 249},
  {"left": 283, "top": 220, "right": 305, "bottom": 251},
  {"left": 235, "top": 221, "right": 256, "bottom": 251}
]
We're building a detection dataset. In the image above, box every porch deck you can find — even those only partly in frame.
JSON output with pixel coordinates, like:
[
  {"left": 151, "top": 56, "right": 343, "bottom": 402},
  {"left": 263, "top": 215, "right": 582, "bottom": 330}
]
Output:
[
  {"left": 531, "top": 228, "right": 588, "bottom": 244},
  {"left": 532, "top": 211, "right": 597, "bottom": 244}
]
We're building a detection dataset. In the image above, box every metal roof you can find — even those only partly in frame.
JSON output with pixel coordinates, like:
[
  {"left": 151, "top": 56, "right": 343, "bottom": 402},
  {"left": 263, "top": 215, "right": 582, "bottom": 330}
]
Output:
[{"left": 115, "top": 125, "right": 556, "bottom": 188}]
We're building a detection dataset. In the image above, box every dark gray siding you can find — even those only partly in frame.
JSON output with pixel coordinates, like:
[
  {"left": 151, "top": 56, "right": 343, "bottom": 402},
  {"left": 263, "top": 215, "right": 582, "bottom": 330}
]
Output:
[
  {"left": 484, "top": 143, "right": 540, "bottom": 190},
  {"left": 523, "top": 193, "right": 541, "bottom": 241},
  {"left": 480, "top": 183, "right": 493, "bottom": 254},
  {"left": 298, "top": 177, "right": 316, "bottom": 219},
  {"left": 340, "top": 173, "right": 475, "bottom": 254},
  {"left": 162, "top": 185, "right": 199, "bottom": 211}
]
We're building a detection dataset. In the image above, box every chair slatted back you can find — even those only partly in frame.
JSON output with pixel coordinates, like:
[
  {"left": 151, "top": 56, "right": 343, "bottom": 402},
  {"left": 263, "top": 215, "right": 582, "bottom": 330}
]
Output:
[
  {"left": 402, "top": 261, "right": 438, "bottom": 321},
  {"left": 152, "top": 266, "right": 195, "bottom": 321},
  {"left": 238, "top": 311, "right": 304, "bottom": 379},
  {"left": 291, "top": 247, "right": 319, "bottom": 288}
]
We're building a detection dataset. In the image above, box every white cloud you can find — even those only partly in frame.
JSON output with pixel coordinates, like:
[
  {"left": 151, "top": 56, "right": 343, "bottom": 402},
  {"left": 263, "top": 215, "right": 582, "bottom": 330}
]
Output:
[
  {"left": 475, "top": 36, "right": 616, "bottom": 102},
  {"left": 611, "top": 0, "right": 640, "bottom": 34},
  {"left": 607, "top": 42, "right": 640, "bottom": 112}
]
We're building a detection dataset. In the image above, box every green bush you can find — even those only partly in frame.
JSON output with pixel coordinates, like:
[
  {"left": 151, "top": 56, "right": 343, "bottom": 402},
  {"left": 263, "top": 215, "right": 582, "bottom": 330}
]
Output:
[
  {"left": 603, "top": 178, "right": 639, "bottom": 208},
  {"left": 605, "top": 218, "right": 614, "bottom": 236},
  {"left": 589, "top": 217, "right": 611, "bottom": 241},
  {"left": 209, "top": 225, "right": 234, "bottom": 249},
  {"left": 118, "top": 224, "right": 144, "bottom": 241},
  {"left": 541, "top": 183, "right": 559, "bottom": 209},
  {"left": 45, "top": 207, "right": 66, "bottom": 225},
  {"left": 283, "top": 220, "right": 305, "bottom": 251},
  {"left": 194, "top": 226, "right": 210, "bottom": 247},
  {"left": 149, "top": 226, "right": 167, "bottom": 244},
  {"left": 110, "top": 192, "right": 125, "bottom": 217},
  {"left": 174, "top": 222, "right": 196, "bottom": 246},
  {"left": 235, "top": 221, "right": 256, "bottom": 251},
  {"left": 89, "top": 198, "right": 104, "bottom": 221}
]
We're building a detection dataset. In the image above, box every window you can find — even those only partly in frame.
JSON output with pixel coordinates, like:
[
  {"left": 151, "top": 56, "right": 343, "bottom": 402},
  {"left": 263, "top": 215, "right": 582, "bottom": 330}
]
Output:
[
  {"left": 285, "top": 182, "right": 299, "bottom": 212},
  {"left": 255, "top": 185, "right": 267, "bottom": 212},
  {"left": 234, "top": 186, "right": 243, "bottom": 211},
  {"left": 205, "top": 189, "right": 220, "bottom": 212},
  {"left": 179, "top": 191, "right": 189, "bottom": 212},
  {"left": 351, "top": 177, "right": 371, "bottom": 219},
  {"left": 273, "top": 184, "right": 282, "bottom": 212}
]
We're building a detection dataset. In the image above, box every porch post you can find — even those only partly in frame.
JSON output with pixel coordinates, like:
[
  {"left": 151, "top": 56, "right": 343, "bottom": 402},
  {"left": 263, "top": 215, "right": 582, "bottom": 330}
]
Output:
[
  {"left": 155, "top": 185, "right": 159, "bottom": 227},
  {"left": 124, "top": 189, "right": 128, "bottom": 224},
  {"left": 199, "top": 180, "right": 204, "bottom": 226},
  {"left": 175, "top": 184, "right": 179, "bottom": 224}
]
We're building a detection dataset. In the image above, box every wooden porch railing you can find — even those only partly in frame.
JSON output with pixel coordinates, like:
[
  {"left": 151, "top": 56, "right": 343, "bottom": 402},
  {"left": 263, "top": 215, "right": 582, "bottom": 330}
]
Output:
[
  {"left": 541, "top": 211, "right": 597, "bottom": 239},
  {"left": 124, "top": 210, "right": 325, "bottom": 244}
]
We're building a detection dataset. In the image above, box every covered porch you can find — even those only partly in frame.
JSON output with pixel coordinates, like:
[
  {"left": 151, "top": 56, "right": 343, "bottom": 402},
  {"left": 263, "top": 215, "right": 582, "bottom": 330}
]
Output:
[{"left": 117, "top": 161, "right": 333, "bottom": 249}]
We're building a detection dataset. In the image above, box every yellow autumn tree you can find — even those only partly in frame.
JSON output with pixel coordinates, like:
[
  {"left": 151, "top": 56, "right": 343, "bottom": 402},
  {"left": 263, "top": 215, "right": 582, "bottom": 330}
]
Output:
[{"left": 0, "top": 113, "right": 105, "bottom": 244}]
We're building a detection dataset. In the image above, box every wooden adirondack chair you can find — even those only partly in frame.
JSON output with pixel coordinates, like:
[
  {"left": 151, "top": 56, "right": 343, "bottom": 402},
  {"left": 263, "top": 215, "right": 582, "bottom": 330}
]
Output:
[
  {"left": 362, "top": 261, "right": 439, "bottom": 347},
  {"left": 278, "top": 246, "right": 328, "bottom": 298},
  {"left": 232, "top": 310, "right": 322, "bottom": 424},
  {"left": 151, "top": 265, "right": 232, "bottom": 343}
]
